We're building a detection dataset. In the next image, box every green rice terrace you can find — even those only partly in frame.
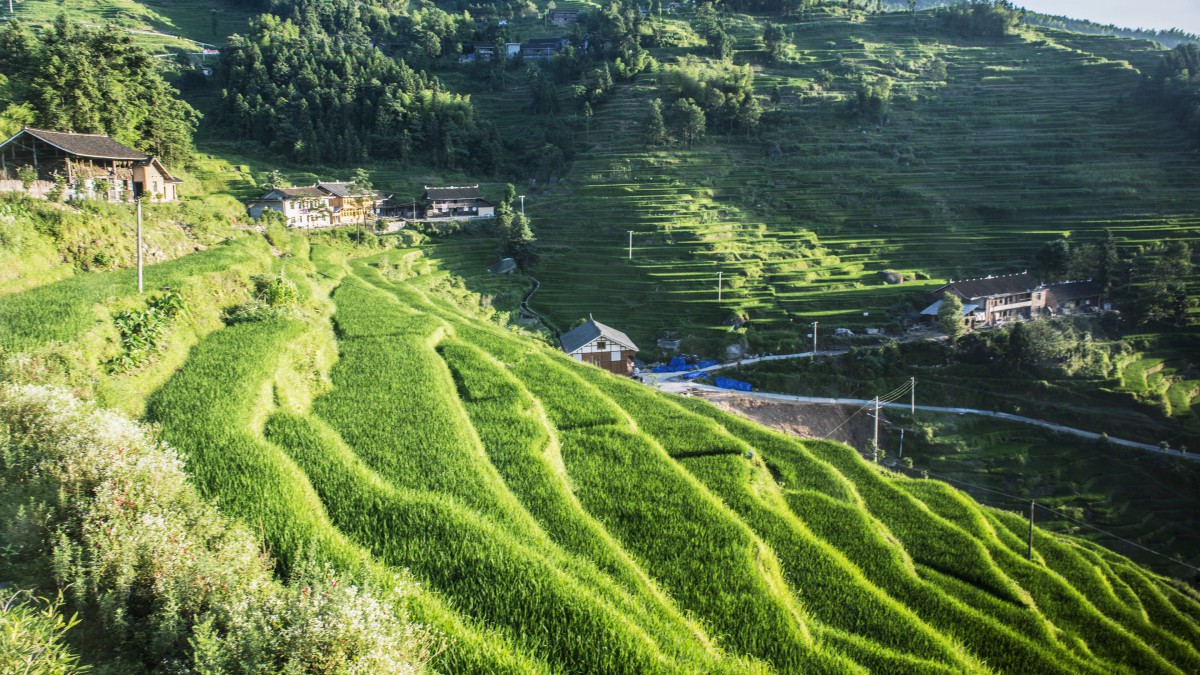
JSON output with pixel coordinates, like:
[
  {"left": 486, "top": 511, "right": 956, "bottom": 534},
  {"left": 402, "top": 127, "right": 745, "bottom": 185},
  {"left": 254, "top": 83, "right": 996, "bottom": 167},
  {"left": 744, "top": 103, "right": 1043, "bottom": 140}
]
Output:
[
  {"left": 3, "top": 222, "right": 1200, "bottom": 672},
  {"left": 418, "top": 9, "right": 1200, "bottom": 351}
]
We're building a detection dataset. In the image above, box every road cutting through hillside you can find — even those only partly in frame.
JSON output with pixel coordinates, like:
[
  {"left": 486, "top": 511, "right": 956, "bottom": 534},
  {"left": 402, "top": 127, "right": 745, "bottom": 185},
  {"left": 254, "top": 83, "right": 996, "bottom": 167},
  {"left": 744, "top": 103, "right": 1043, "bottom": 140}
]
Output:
[{"left": 648, "top": 364, "right": 1198, "bottom": 464}]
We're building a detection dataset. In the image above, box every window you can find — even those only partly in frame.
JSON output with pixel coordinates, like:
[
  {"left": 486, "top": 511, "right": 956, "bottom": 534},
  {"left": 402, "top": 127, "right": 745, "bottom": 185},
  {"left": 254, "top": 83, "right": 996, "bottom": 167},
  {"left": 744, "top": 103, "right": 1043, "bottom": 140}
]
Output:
[{"left": 596, "top": 340, "right": 607, "bottom": 351}]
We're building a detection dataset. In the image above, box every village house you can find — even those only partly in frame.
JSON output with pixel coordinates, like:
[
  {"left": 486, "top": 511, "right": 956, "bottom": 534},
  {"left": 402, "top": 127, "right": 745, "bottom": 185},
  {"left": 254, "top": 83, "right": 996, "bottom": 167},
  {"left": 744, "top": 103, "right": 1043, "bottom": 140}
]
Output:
[
  {"left": 559, "top": 316, "right": 640, "bottom": 376},
  {"left": 0, "top": 127, "right": 181, "bottom": 201},
  {"left": 922, "top": 272, "right": 1105, "bottom": 329},
  {"left": 522, "top": 37, "right": 570, "bottom": 59},
  {"left": 247, "top": 182, "right": 389, "bottom": 229},
  {"left": 548, "top": 9, "right": 580, "bottom": 26},
  {"left": 421, "top": 185, "right": 495, "bottom": 219},
  {"left": 468, "top": 42, "right": 522, "bottom": 61}
]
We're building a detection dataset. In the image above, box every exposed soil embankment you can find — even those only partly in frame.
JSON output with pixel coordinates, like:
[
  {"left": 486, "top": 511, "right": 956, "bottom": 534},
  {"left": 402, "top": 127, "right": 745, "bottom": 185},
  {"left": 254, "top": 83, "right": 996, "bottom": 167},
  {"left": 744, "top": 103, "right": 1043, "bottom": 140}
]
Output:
[{"left": 692, "top": 390, "right": 875, "bottom": 451}]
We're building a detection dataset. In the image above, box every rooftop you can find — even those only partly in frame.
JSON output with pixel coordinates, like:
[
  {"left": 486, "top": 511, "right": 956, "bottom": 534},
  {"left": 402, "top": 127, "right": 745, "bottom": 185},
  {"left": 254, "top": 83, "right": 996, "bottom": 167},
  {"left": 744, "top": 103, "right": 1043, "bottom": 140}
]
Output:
[
  {"left": 5, "top": 127, "right": 149, "bottom": 161},
  {"left": 423, "top": 185, "right": 485, "bottom": 201},
  {"left": 935, "top": 272, "right": 1039, "bottom": 300},
  {"left": 559, "top": 317, "right": 639, "bottom": 354}
]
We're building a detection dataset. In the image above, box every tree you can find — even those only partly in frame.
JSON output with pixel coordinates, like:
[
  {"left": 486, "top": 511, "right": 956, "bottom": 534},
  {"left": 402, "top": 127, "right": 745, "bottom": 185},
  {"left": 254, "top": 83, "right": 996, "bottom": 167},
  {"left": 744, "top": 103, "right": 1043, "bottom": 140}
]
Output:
[
  {"left": 669, "top": 98, "right": 705, "bottom": 147},
  {"left": 938, "top": 293, "right": 966, "bottom": 342},
  {"left": 1032, "top": 238, "right": 1071, "bottom": 281},
  {"left": 505, "top": 212, "right": 538, "bottom": 268},
  {"left": 262, "top": 169, "right": 284, "bottom": 191},
  {"left": 1129, "top": 241, "right": 1194, "bottom": 325},
  {"left": 763, "top": 23, "right": 788, "bottom": 64},
  {"left": 349, "top": 168, "right": 373, "bottom": 243},
  {"left": 646, "top": 98, "right": 667, "bottom": 146},
  {"left": 706, "top": 28, "right": 733, "bottom": 61}
]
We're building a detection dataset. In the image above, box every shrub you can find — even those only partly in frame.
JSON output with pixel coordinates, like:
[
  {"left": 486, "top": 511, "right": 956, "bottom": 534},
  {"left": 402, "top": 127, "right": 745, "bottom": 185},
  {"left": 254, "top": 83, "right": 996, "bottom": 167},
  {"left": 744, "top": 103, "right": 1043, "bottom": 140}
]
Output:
[
  {"left": 0, "top": 590, "right": 85, "bottom": 675},
  {"left": 0, "top": 384, "right": 440, "bottom": 673},
  {"left": 224, "top": 274, "right": 302, "bottom": 324},
  {"left": 105, "top": 291, "right": 187, "bottom": 372}
]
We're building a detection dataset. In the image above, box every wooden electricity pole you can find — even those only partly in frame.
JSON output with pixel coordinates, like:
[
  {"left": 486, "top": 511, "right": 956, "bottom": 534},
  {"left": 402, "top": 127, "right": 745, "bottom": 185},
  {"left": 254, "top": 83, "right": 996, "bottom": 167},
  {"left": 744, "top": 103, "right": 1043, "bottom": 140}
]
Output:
[
  {"left": 717, "top": 271, "right": 723, "bottom": 303},
  {"left": 1028, "top": 501, "right": 1035, "bottom": 561},
  {"left": 136, "top": 197, "right": 144, "bottom": 294}
]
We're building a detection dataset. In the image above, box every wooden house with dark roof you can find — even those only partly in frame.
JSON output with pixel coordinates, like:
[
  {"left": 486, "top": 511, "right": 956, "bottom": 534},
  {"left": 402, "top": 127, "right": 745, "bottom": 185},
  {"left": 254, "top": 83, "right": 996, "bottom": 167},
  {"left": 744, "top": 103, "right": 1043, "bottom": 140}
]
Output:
[
  {"left": 0, "top": 127, "right": 181, "bottom": 201},
  {"left": 548, "top": 9, "right": 580, "bottom": 26},
  {"left": 1045, "top": 280, "right": 1105, "bottom": 316},
  {"left": 560, "top": 316, "right": 640, "bottom": 375},
  {"left": 422, "top": 185, "right": 495, "bottom": 219},
  {"left": 522, "top": 37, "right": 570, "bottom": 59}
]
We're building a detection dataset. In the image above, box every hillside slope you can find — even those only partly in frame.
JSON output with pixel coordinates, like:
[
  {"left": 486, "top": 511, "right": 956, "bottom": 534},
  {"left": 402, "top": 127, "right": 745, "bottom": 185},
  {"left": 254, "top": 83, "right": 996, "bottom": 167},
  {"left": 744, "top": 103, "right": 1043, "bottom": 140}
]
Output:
[
  {"left": 3, "top": 231, "right": 1192, "bottom": 672},
  {"left": 143, "top": 244, "right": 1200, "bottom": 672}
]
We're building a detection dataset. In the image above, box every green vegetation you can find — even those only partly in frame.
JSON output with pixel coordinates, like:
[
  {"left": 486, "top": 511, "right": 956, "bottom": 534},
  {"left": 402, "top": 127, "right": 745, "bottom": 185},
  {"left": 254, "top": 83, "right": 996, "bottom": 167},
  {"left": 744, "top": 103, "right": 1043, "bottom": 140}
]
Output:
[
  {"left": 0, "top": 383, "right": 440, "bottom": 673},
  {"left": 3, "top": 0, "right": 1200, "bottom": 671},
  {"left": 2, "top": 215, "right": 1199, "bottom": 671}
]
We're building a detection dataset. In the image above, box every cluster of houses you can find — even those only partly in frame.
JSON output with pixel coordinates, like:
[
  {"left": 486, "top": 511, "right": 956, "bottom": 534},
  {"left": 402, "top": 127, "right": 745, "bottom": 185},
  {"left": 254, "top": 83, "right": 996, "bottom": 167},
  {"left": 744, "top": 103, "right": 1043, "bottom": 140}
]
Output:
[
  {"left": 461, "top": 36, "right": 572, "bottom": 63},
  {"left": 247, "top": 182, "right": 389, "bottom": 229},
  {"left": 0, "top": 127, "right": 182, "bottom": 202},
  {"left": 247, "top": 184, "right": 495, "bottom": 229},
  {"left": 923, "top": 272, "right": 1106, "bottom": 328}
]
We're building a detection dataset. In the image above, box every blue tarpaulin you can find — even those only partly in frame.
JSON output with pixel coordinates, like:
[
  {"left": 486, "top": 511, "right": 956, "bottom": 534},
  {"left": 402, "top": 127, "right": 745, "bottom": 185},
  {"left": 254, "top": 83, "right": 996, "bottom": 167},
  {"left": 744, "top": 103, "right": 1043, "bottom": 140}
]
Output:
[
  {"left": 714, "top": 377, "right": 752, "bottom": 392},
  {"left": 681, "top": 371, "right": 707, "bottom": 381},
  {"left": 696, "top": 360, "right": 719, "bottom": 369},
  {"left": 668, "top": 356, "right": 687, "bottom": 369}
]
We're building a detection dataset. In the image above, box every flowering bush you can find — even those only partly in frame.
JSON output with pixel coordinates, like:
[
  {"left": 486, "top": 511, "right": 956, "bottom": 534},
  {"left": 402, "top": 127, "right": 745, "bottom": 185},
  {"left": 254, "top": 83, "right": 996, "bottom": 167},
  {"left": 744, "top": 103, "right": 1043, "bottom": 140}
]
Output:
[{"left": 0, "top": 384, "right": 441, "bottom": 673}]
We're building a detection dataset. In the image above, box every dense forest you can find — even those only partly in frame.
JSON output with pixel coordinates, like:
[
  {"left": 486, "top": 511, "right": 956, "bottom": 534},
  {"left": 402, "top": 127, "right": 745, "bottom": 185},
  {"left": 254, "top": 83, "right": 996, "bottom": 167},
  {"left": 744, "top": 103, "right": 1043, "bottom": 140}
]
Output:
[
  {"left": 216, "top": 14, "right": 498, "bottom": 167},
  {"left": 0, "top": 16, "right": 198, "bottom": 164},
  {"left": 1153, "top": 44, "right": 1200, "bottom": 144}
]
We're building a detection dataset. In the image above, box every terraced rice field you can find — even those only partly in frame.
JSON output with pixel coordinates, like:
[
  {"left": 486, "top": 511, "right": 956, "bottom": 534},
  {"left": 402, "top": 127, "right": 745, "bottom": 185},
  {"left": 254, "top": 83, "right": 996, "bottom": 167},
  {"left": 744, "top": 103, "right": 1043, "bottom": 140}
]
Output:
[
  {"left": 122, "top": 243, "right": 1200, "bottom": 673},
  {"left": 437, "top": 11, "right": 1200, "bottom": 348}
]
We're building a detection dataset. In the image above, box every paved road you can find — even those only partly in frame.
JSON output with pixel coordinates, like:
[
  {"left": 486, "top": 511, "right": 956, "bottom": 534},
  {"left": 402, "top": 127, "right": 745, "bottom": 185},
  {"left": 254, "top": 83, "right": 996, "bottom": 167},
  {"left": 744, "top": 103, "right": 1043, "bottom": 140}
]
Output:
[{"left": 655, "top": 381, "right": 1199, "bottom": 463}]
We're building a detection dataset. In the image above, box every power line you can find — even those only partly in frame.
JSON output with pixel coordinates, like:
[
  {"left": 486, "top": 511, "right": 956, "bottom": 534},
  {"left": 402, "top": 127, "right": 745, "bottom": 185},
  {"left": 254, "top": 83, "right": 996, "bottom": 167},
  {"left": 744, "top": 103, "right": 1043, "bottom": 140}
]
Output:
[{"left": 882, "top": 459, "right": 1200, "bottom": 573}]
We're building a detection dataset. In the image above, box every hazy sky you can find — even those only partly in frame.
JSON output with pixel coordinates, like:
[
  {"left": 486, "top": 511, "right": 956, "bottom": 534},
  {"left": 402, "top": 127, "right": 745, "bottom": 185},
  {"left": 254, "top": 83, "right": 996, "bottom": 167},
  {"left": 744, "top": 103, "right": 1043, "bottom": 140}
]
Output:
[{"left": 1017, "top": 0, "right": 1200, "bottom": 34}]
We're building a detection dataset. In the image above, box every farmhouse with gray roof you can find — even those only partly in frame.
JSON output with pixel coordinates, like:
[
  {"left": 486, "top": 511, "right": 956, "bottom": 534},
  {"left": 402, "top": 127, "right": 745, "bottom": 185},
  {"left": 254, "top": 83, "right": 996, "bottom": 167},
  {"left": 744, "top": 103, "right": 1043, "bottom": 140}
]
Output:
[{"left": 560, "top": 316, "right": 640, "bottom": 375}]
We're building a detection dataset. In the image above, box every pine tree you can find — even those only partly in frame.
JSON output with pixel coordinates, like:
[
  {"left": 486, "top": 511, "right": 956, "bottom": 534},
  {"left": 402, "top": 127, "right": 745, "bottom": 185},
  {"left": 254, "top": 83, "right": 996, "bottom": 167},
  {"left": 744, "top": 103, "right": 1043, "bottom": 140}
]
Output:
[
  {"left": 938, "top": 293, "right": 966, "bottom": 342},
  {"left": 646, "top": 99, "right": 667, "bottom": 146}
]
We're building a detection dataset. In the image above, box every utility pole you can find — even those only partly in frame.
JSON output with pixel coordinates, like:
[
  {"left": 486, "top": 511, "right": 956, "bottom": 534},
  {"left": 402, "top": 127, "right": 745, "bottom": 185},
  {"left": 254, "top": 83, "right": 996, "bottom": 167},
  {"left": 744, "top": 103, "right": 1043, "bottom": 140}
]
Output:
[
  {"left": 811, "top": 321, "right": 818, "bottom": 356},
  {"left": 1028, "top": 500, "right": 1035, "bottom": 561},
  {"left": 628, "top": 230, "right": 633, "bottom": 260},
  {"left": 519, "top": 194, "right": 525, "bottom": 215},
  {"left": 136, "top": 197, "right": 144, "bottom": 295},
  {"left": 910, "top": 376, "right": 916, "bottom": 414},
  {"left": 898, "top": 428, "right": 905, "bottom": 458},
  {"left": 717, "top": 271, "right": 723, "bottom": 303},
  {"left": 873, "top": 396, "right": 880, "bottom": 462}
]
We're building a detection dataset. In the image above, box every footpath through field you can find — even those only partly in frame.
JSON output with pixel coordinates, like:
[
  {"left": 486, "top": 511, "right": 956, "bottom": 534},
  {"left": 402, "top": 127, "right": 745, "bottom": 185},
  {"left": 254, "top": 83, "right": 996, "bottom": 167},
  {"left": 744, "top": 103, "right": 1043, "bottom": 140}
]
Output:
[{"left": 648, "top": 353, "right": 1198, "bottom": 463}]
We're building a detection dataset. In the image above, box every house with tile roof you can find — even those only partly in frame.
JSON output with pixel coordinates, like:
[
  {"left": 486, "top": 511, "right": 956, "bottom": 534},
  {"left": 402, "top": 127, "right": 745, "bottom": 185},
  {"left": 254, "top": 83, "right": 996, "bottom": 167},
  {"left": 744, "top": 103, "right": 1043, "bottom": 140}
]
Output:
[
  {"left": 922, "top": 272, "right": 1106, "bottom": 329},
  {"left": 0, "top": 127, "right": 181, "bottom": 201},
  {"left": 560, "top": 316, "right": 640, "bottom": 375},
  {"left": 421, "top": 185, "right": 495, "bottom": 219},
  {"left": 247, "top": 182, "right": 390, "bottom": 229}
]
